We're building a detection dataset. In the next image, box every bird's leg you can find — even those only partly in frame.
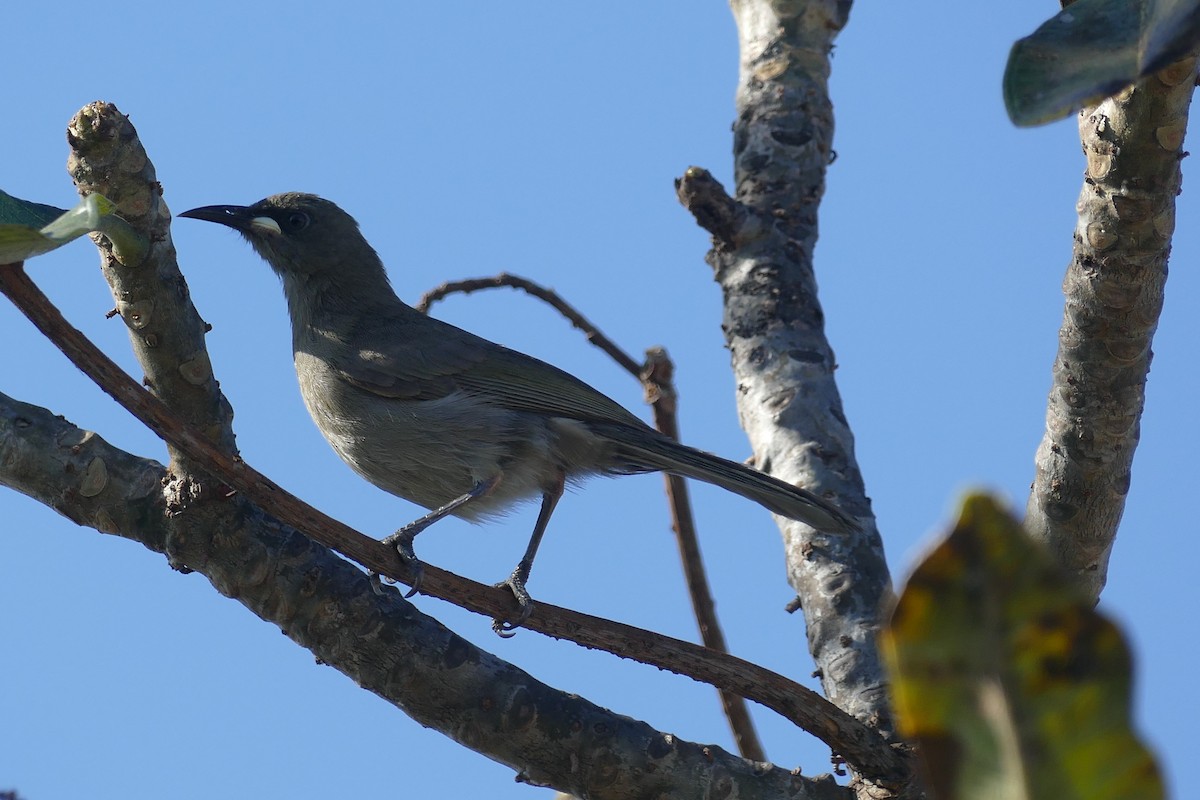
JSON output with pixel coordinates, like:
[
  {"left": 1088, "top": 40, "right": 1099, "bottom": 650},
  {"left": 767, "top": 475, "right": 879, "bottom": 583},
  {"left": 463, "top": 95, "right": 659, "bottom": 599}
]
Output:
[
  {"left": 492, "top": 472, "right": 565, "bottom": 637},
  {"left": 377, "top": 476, "right": 501, "bottom": 598}
]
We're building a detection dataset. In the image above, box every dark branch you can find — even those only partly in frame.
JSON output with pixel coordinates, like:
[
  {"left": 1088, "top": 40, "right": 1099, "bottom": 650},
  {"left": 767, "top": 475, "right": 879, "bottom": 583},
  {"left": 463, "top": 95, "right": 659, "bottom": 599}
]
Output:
[
  {"left": 417, "top": 272, "right": 644, "bottom": 377},
  {"left": 0, "top": 262, "right": 909, "bottom": 783},
  {"left": 674, "top": 167, "right": 758, "bottom": 249},
  {"left": 643, "top": 347, "right": 767, "bottom": 762}
]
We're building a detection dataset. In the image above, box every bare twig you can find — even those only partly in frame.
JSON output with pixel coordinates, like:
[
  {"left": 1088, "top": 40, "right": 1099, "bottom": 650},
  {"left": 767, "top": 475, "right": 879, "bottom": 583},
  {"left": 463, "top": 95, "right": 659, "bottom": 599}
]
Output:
[
  {"left": 0, "top": 261, "right": 909, "bottom": 783},
  {"left": 418, "top": 272, "right": 767, "bottom": 761},
  {"left": 642, "top": 347, "right": 767, "bottom": 762},
  {"left": 417, "top": 273, "right": 643, "bottom": 377}
]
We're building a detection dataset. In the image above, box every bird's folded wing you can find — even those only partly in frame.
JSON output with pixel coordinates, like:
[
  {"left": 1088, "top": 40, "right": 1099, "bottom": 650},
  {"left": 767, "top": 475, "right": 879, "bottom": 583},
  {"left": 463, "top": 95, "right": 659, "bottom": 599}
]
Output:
[{"left": 333, "top": 312, "right": 648, "bottom": 428}]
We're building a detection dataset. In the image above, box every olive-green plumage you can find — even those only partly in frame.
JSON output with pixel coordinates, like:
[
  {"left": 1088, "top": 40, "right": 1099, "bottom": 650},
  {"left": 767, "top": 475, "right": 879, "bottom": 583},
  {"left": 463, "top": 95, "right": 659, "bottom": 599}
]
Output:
[{"left": 180, "top": 193, "right": 856, "bottom": 631}]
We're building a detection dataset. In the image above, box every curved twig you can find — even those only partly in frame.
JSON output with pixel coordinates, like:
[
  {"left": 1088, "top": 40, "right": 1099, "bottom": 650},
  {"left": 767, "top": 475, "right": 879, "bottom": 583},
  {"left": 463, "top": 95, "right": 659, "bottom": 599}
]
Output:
[
  {"left": 418, "top": 273, "right": 644, "bottom": 377},
  {"left": 418, "top": 272, "right": 768, "bottom": 761}
]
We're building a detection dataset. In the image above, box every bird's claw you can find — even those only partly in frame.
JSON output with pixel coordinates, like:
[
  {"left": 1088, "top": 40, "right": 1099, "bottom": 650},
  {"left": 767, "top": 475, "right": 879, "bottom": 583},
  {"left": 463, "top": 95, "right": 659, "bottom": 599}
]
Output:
[
  {"left": 491, "top": 569, "right": 535, "bottom": 637},
  {"left": 403, "top": 561, "right": 424, "bottom": 598},
  {"left": 368, "top": 570, "right": 390, "bottom": 596},
  {"left": 381, "top": 529, "right": 425, "bottom": 598}
]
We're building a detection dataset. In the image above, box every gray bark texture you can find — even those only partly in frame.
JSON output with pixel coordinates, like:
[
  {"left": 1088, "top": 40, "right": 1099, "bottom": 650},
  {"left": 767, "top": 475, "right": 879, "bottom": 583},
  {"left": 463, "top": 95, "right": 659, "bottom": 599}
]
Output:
[
  {"left": 1025, "top": 55, "right": 1197, "bottom": 601},
  {"left": 65, "top": 104, "right": 238, "bottom": 465},
  {"left": 677, "top": 0, "right": 895, "bottom": 763}
]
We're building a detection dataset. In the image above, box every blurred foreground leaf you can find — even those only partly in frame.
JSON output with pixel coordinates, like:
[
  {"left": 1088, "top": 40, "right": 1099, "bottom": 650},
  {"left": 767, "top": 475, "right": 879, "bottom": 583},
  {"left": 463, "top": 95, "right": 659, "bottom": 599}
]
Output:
[
  {"left": 1005, "top": 0, "right": 1200, "bottom": 126},
  {"left": 0, "top": 190, "right": 145, "bottom": 265},
  {"left": 881, "top": 494, "right": 1163, "bottom": 800},
  {"left": 0, "top": 192, "right": 114, "bottom": 262},
  {"left": 0, "top": 190, "right": 66, "bottom": 229}
]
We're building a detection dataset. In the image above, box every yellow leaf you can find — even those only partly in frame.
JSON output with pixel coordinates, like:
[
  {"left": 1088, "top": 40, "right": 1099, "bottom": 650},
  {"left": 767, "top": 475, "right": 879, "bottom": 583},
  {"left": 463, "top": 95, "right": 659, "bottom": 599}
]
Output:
[{"left": 881, "top": 493, "right": 1163, "bottom": 800}]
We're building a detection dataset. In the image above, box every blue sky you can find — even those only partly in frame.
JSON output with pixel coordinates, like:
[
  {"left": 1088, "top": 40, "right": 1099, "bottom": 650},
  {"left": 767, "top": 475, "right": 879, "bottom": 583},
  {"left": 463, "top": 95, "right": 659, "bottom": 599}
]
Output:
[{"left": 4, "top": 2, "right": 1196, "bottom": 798}]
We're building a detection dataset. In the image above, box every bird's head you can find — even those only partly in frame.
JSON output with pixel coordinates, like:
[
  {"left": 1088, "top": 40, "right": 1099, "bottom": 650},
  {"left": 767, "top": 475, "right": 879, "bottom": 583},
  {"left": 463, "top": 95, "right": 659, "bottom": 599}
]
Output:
[{"left": 179, "top": 193, "right": 382, "bottom": 282}]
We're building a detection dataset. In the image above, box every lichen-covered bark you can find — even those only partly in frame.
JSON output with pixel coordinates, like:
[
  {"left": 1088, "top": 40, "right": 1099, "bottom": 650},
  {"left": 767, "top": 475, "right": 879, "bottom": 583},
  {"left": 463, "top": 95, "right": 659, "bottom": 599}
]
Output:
[
  {"left": 1025, "top": 57, "right": 1196, "bottom": 601},
  {"left": 702, "top": 0, "right": 894, "bottom": 736}
]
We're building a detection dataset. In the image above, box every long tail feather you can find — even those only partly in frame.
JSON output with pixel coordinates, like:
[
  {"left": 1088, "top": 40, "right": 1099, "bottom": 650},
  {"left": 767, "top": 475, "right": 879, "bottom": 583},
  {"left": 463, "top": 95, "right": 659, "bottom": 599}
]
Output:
[{"left": 595, "top": 424, "right": 858, "bottom": 534}]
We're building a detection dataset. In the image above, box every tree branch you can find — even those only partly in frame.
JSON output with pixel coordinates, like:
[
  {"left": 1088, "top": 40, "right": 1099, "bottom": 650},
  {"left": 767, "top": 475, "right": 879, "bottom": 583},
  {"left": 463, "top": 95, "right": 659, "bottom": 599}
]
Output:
[
  {"left": 679, "top": 3, "right": 901, "bottom": 796},
  {"left": 0, "top": 389, "right": 854, "bottom": 800},
  {"left": 65, "top": 101, "right": 237, "bottom": 465},
  {"left": 679, "top": 0, "right": 893, "bottom": 737},
  {"left": 417, "top": 272, "right": 645, "bottom": 377},
  {"left": 0, "top": 261, "right": 909, "bottom": 785},
  {"left": 1025, "top": 55, "right": 1198, "bottom": 600},
  {"left": 642, "top": 346, "right": 768, "bottom": 763}
]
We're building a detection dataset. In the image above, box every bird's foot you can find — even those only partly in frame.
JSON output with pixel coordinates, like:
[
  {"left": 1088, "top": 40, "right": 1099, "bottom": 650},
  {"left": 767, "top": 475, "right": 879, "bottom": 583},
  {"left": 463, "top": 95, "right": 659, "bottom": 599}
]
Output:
[
  {"left": 491, "top": 568, "right": 535, "bottom": 638},
  {"left": 368, "top": 570, "right": 392, "bottom": 596},
  {"left": 381, "top": 527, "right": 426, "bottom": 598}
]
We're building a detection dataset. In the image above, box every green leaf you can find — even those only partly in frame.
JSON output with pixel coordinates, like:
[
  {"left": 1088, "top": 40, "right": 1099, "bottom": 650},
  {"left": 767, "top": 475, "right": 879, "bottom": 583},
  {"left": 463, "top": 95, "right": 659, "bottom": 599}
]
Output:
[
  {"left": 0, "top": 189, "right": 66, "bottom": 228},
  {"left": 881, "top": 493, "right": 1164, "bottom": 800},
  {"left": 1004, "top": 0, "right": 1200, "bottom": 127},
  {"left": 94, "top": 211, "right": 148, "bottom": 266},
  {"left": 0, "top": 192, "right": 118, "bottom": 263}
]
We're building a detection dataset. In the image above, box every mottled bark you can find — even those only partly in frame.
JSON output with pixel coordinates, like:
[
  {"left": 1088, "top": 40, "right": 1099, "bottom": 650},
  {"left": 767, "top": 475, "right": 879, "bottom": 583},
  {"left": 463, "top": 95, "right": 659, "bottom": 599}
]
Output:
[
  {"left": 66, "top": 102, "right": 237, "bottom": 465},
  {"left": 679, "top": 0, "right": 894, "bottom": 744},
  {"left": 1025, "top": 56, "right": 1197, "bottom": 601}
]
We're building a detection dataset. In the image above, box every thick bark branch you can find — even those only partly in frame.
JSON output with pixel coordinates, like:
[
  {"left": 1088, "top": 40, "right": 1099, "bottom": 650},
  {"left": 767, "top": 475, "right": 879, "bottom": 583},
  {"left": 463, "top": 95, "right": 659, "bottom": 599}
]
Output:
[
  {"left": 0, "top": 394, "right": 167, "bottom": 543},
  {"left": 0, "top": 391, "right": 853, "bottom": 800},
  {"left": 679, "top": 0, "right": 894, "bottom": 742},
  {"left": 66, "top": 101, "right": 237, "bottom": 464},
  {"left": 1025, "top": 56, "right": 1197, "bottom": 600}
]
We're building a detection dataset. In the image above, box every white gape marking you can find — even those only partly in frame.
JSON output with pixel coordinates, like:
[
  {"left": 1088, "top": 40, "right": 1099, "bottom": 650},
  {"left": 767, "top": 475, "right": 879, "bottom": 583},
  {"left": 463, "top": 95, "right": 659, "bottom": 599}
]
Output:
[{"left": 250, "top": 216, "right": 282, "bottom": 235}]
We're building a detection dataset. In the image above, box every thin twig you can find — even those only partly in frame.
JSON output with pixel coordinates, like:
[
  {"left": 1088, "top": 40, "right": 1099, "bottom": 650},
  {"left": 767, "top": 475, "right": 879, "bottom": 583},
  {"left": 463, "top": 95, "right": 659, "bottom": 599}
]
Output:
[
  {"left": 417, "top": 273, "right": 644, "bottom": 377},
  {"left": 642, "top": 347, "right": 767, "bottom": 763},
  {"left": 0, "top": 261, "right": 909, "bottom": 783},
  {"left": 418, "top": 272, "right": 767, "bottom": 761}
]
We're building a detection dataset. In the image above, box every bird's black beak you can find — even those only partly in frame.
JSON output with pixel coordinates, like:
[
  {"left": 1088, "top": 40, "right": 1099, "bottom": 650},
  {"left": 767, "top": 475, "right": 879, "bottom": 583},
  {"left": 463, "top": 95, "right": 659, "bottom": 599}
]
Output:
[{"left": 178, "top": 204, "right": 282, "bottom": 235}]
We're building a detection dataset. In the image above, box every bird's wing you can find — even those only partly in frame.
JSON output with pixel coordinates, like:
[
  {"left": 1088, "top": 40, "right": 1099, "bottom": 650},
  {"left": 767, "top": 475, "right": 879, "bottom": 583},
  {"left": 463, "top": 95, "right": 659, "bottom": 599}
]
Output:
[
  {"left": 332, "top": 311, "right": 648, "bottom": 428},
  {"left": 331, "top": 312, "right": 489, "bottom": 401}
]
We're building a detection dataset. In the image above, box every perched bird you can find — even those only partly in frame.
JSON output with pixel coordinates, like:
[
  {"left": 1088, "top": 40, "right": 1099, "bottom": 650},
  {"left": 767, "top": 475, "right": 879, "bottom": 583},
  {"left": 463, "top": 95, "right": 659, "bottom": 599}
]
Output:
[{"left": 179, "top": 193, "right": 856, "bottom": 634}]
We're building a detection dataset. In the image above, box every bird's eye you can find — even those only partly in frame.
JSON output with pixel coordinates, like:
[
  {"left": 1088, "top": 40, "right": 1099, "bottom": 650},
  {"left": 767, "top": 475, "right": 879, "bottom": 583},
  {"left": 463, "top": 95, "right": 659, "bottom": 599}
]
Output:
[{"left": 285, "top": 212, "right": 310, "bottom": 232}]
